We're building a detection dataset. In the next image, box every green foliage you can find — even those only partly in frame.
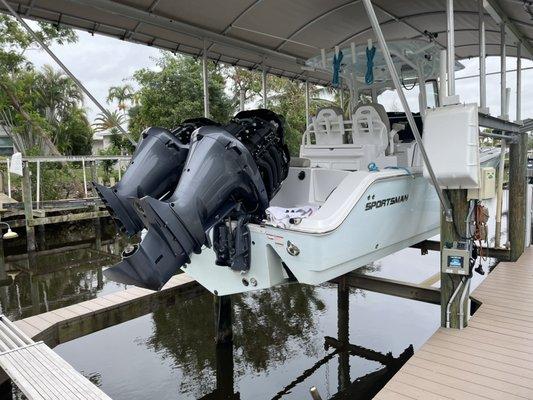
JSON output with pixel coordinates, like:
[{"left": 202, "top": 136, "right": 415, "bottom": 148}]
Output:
[
  {"left": 0, "top": 15, "right": 84, "bottom": 155},
  {"left": 128, "top": 54, "right": 233, "bottom": 136},
  {"left": 56, "top": 108, "right": 93, "bottom": 155}
]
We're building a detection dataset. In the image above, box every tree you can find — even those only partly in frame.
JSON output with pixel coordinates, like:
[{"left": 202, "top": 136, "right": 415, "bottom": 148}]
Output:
[
  {"left": 93, "top": 110, "right": 126, "bottom": 133},
  {"left": 106, "top": 84, "right": 135, "bottom": 115},
  {"left": 128, "top": 54, "right": 233, "bottom": 137},
  {"left": 0, "top": 15, "right": 77, "bottom": 155}
]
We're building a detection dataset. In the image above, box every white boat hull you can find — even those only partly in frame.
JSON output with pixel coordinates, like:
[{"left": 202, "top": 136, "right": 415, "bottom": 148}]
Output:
[{"left": 183, "top": 171, "right": 440, "bottom": 295}]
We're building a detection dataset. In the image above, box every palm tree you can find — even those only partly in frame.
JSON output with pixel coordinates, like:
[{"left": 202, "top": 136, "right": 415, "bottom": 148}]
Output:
[
  {"left": 35, "top": 65, "right": 84, "bottom": 127},
  {"left": 106, "top": 84, "right": 135, "bottom": 115},
  {"left": 92, "top": 110, "right": 126, "bottom": 133}
]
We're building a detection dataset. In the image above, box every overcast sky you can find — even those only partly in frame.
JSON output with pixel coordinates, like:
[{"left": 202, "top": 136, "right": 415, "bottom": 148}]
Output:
[{"left": 26, "top": 28, "right": 533, "bottom": 125}]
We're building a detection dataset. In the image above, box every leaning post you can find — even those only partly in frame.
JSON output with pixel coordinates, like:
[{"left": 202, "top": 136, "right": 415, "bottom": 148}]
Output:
[
  {"left": 509, "top": 132, "right": 527, "bottom": 261},
  {"left": 22, "top": 161, "right": 36, "bottom": 253}
]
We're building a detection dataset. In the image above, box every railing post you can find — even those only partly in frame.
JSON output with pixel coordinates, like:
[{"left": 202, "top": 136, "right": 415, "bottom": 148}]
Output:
[
  {"left": 81, "top": 158, "right": 88, "bottom": 198},
  {"left": 22, "top": 161, "right": 36, "bottom": 252},
  {"left": 90, "top": 160, "right": 101, "bottom": 249}
]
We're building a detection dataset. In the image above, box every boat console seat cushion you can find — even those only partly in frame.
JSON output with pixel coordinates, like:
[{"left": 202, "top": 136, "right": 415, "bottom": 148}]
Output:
[
  {"left": 353, "top": 103, "right": 390, "bottom": 132},
  {"left": 311, "top": 107, "right": 345, "bottom": 145},
  {"left": 352, "top": 106, "right": 389, "bottom": 154}
]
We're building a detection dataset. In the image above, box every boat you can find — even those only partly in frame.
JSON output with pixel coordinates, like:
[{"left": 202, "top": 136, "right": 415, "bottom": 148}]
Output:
[{"left": 96, "top": 40, "right": 501, "bottom": 296}]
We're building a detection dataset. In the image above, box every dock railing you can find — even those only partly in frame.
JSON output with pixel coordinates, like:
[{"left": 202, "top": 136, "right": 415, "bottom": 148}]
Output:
[{"left": 0, "top": 155, "right": 131, "bottom": 252}]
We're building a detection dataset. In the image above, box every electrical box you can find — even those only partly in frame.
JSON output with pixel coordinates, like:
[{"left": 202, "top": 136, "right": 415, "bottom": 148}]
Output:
[
  {"left": 441, "top": 241, "right": 471, "bottom": 275},
  {"left": 468, "top": 167, "right": 496, "bottom": 200},
  {"left": 423, "top": 103, "right": 480, "bottom": 189}
]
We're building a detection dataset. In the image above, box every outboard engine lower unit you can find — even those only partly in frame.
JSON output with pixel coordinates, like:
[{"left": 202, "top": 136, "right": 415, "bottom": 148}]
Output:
[{"left": 101, "top": 109, "right": 289, "bottom": 290}]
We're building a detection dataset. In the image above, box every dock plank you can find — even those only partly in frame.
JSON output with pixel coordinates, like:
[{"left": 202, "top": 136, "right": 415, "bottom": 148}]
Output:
[{"left": 375, "top": 247, "right": 533, "bottom": 399}]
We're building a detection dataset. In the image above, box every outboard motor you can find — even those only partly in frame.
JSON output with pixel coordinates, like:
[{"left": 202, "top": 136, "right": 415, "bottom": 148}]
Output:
[
  {"left": 94, "top": 118, "right": 217, "bottom": 236},
  {"left": 104, "top": 109, "right": 289, "bottom": 290}
]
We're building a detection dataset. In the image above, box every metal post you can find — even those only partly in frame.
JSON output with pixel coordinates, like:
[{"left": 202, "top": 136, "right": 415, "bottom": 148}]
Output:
[
  {"left": 516, "top": 42, "right": 522, "bottom": 122},
  {"left": 500, "top": 23, "right": 507, "bottom": 120},
  {"left": 305, "top": 80, "right": 310, "bottom": 125},
  {"left": 262, "top": 67, "right": 267, "bottom": 108},
  {"left": 90, "top": 161, "right": 101, "bottom": 249},
  {"left": 446, "top": 0, "right": 455, "bottom": 97},
  {"left": 202, "top": 39, "right": 210, "bottom": 118},
  {"left": 22, "top": 161, "right": 35, "bottom": 253},
  {"left": 6, "top": 159, "right": 11, "bottom": 198},
  {"left": 82, "top": 159, "right": 88, "bottom": 198},
  {"left": 339, "top": 82, "right": 344, "bottom": 111},
  {"left": 362, "top": 0, "right": 453, "bottom": 220},
  {"left": 0, "top": 0, "right": 137, "bottom": 146},
  {"left": 36, "top": 161, "right": 40, "bottom": 209},
  {"left": 479, "top": 0, "right": 487, "bottom": 113},
  {"left": 495, "top": 139, "right": 506, "bottom": 248},
  {"left": 239, "top": 88, "right": 245, "bottom": 111},
  {"left": 118, "top": 159, "right": 122, "bottom": 180}
]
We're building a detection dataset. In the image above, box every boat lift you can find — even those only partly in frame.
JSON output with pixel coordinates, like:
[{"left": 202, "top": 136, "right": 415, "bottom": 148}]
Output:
[{"left": 0, "top": 1, "right": 530, "bottom": 333}]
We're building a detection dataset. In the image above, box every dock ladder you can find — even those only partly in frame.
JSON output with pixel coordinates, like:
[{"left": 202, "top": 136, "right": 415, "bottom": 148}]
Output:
[{"left": 0, "top": 314, "right": 111, "bottom": 399}]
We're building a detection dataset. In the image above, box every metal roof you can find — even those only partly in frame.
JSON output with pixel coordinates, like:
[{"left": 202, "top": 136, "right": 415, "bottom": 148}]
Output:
[{"left": 2, "top": 0, "right": 532, "bottom": 84}]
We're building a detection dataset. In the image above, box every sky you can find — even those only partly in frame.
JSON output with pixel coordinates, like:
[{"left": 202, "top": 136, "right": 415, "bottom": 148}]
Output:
[{"left": 25, "top": 28, "right": 533, "bottom": 125}]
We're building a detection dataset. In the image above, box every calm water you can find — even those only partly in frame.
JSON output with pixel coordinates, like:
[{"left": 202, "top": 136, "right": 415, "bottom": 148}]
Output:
[{"left": 0, "top": 226, "right": 498, "bottom": 399}]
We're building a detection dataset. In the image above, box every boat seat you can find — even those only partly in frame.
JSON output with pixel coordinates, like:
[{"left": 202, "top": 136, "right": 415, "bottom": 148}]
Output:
[
  {"left": 351, "top": 105, "right": 389, "bottom": 155},
  {"left": 311, "top": 107, "right": 345, "bottom": 145}
]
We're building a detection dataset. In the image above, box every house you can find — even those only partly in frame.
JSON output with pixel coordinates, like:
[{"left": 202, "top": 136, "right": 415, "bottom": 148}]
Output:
[
  {"left": 0, "top": 126, "right": 15, "bottom": 156},
  {"left": 92, "top": 130, "right": 117, "bottom": 154}
]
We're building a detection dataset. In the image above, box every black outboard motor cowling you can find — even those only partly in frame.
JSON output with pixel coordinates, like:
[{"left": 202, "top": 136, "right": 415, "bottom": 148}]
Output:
[
  {"left": 104, "top": 109, "right": 289, "bottom": 290},
  {"left": 94, "top": 118, "right": 217, "bottom": 236}
]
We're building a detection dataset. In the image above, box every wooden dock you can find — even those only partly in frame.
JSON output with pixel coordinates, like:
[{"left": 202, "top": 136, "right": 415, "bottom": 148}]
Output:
[
  {"left": 375, "top": 246, "right": 533, "bottom": 400},
  {"left": 13, "top": 274, "right": 204, "bottom": 346}
]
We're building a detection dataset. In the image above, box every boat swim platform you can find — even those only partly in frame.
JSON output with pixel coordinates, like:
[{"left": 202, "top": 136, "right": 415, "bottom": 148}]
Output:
[{"left": 375, "top": 246, "right": 533, "bottom": 400}]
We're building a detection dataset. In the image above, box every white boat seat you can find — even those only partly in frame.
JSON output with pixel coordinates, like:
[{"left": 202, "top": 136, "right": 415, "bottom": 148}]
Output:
[
  {"left": 311, "top": 107, "right": 345, "bottom": 145},
  {"left": 352, "top": 105, "right": 389, "bottom": 155}
]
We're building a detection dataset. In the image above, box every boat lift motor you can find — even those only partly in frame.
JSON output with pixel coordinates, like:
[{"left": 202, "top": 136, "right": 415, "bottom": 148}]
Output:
[
  {"left": 94, "top": 118, "right": 217, "bottom": 236},
  {"left": 104, "top": 110, "right": 290, "bottom": 290}
]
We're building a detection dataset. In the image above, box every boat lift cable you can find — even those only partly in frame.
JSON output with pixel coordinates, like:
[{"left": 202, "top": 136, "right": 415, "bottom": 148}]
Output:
[
  {"left": 0, "top": 0, "right": 138, "bottom": 147},
  {"left": 361, "top": 0, "right": 453, "bottom": 222}
]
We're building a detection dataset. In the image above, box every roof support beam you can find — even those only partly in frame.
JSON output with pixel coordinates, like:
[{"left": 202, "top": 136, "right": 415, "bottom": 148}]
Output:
[
  {"left": 516, "top": 42, "right": 522, "bottom": 123},
  {"left": 500, "top": 23, "right": 508, "bottom": 120},
  {"left": 69, "top": 0, "right": 304, "bottom": 66},
  {"left": 484, "top": 0, "right": 533, "bottom": 57},
  {"left": 479, "top": 0, "right": 488, "bottom": 113}
]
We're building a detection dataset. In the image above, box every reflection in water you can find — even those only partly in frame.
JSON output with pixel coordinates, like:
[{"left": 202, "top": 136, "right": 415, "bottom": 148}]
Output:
[
  {"left": 0, "top": 239, "right": 126, "bottom": 321},
  {"left": 143, "top": 278, "right": 413, "bottom": 400},
  {"left": 0, "top": 235, "right": 438, "bottom": 400}
]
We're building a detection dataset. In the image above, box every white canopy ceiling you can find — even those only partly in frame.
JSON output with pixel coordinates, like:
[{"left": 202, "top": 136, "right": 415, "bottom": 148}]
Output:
[{"left": 2, "top": 0, "right": 532, "bottom": 84}]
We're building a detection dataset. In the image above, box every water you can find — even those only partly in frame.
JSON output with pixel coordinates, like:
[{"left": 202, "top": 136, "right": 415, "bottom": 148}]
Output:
[{"left": 0, "top": 227, "right": 498, "bottom": 399}]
